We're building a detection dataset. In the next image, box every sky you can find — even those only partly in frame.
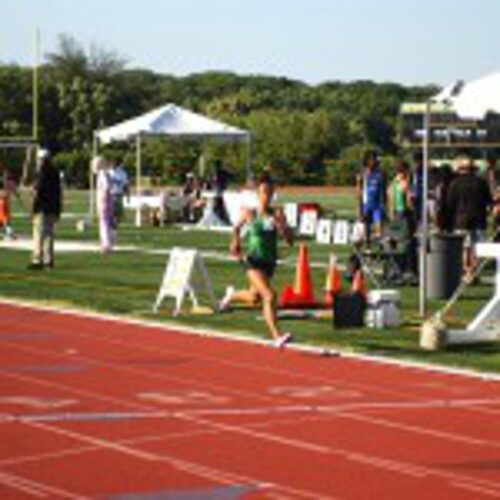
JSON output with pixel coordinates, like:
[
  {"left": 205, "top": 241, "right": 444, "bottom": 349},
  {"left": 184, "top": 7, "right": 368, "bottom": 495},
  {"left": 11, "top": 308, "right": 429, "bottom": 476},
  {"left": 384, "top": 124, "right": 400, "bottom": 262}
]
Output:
[{"left": 1, "top": 0, "right": 500, "bottom": 87}]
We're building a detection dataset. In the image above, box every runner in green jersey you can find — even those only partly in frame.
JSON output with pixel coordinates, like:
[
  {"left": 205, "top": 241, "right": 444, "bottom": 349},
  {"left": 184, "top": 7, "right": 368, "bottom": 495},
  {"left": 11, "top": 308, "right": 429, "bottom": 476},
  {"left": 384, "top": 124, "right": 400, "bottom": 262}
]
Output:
[{"left": 219, "top": 172, "right": 293, "bottom": 348}]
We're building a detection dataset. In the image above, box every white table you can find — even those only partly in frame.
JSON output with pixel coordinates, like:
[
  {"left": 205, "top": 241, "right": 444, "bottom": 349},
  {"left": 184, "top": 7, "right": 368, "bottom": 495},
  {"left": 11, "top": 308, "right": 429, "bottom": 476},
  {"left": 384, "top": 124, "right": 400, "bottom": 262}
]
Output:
[
  {"left": 223, "top": 190, "right": 258, "bottom": 225},
  {"left": 124, "top": 194, "right": 162, "bottom": 210},
  {"left": 447, "top": 242, "right": 500, "bottom": 344}
]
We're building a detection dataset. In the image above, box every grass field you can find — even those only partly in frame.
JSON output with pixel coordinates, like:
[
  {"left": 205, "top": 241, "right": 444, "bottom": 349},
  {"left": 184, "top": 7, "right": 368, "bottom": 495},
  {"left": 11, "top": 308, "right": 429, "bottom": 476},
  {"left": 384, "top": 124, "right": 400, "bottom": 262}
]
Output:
[{"left": 1, "top": 188, "right": 499, "bottom": 374}]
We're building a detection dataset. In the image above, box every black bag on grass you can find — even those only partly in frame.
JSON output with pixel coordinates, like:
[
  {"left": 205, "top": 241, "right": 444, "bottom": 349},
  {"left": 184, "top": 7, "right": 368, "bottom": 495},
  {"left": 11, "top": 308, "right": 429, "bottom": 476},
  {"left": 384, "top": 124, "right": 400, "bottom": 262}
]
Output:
[{"left": 333, "top": 292, "right": 366, "bottom": 328}]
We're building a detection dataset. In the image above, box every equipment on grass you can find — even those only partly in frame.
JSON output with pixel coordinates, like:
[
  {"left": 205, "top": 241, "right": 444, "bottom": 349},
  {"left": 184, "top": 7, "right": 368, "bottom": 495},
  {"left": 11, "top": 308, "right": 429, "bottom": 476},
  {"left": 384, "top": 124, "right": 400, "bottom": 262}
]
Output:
[
  {"left": 350, "top": 243, "right": 382, "bottom": 289},
  {"left": 365, "top": 289, "right": 401, "bottom": 329},
  {"left": 379, "top": 218, "right": 417, "bottom": 286},
  {"left": 153, "top": 247, "right": 216, "bottom": 316},
  {"left": 420, "top": 242, "right": 500, "bottom": 350},
  {"left": 279, "top": 243, "right": 318, "bottom": 308},
  {"left": 333, "top": 292, "right": 366, "bottom": 328},
  {"left": 420, "top": 314, "right": 448, "bottom": 350}
]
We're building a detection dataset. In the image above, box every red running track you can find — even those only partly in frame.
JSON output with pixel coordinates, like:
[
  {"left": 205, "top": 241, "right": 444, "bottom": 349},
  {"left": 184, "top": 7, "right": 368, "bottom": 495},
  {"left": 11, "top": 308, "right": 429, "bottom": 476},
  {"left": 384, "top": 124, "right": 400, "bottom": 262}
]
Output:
[{"left": 0, "top": 300, "right": 500, "bottom": 499}]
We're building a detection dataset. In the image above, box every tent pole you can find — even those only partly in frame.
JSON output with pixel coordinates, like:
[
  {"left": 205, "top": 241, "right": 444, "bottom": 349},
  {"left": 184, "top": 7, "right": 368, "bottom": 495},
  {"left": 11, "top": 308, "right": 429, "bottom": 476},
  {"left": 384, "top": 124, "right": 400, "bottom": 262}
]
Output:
[
  {"left": 135, "top": 134, "right": 142, "bottom": 227},
  {"left": 419, "top": 101, "right": 431, "bottom": 317},
  {"left": 246, "top": 136, "right": 252, "bottom": 181},
  {"left": 90, "top": 133, "right": 98, "bottom": 221}
]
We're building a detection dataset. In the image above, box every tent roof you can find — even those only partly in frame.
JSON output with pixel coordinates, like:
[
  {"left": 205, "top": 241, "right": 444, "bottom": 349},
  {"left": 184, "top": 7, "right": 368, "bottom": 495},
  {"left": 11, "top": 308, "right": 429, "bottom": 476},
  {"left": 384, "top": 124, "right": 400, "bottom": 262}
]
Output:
[
  {"left": 433, "top": 72, "right": 500, "bottom": 119},
  {"left": 96, "top": 104, "right": 249, "bottom": 144}
]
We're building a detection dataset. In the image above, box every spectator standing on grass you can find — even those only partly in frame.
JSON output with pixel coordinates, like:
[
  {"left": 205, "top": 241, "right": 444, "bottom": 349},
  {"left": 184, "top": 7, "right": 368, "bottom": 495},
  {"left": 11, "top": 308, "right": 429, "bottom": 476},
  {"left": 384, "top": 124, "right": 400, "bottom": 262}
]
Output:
[
  {"left": 447, "top": 156, "right": 493, "bottom": 282},
  {"left": 212, "top": 160, "right": 231, "bottom": 223},
  {"left": 410, "top": 152, "right": 424, "bottom": 225},
  {"left": 92, "top": 156, "right": 114, "bottom": 253},
  {"left": 182, "top": 172, "right": 204, "bottom": 222},
  {"left": 109, "top": 158, "right": 129, "bottom": 227},
  {"left": 28, "top": 149, "right": 62, "bottom": 270},
  {"left": 356, "top": 151, "right": 386, "bottom": 245},
  {"left": 434, "top": 163, "right": 455, "bottom": 233},
  {"left": 387, "top": 160, "right": 412, "bottom": 225},
  {"left": 387, "top": 159, "right": 419, "bottom": 278}
]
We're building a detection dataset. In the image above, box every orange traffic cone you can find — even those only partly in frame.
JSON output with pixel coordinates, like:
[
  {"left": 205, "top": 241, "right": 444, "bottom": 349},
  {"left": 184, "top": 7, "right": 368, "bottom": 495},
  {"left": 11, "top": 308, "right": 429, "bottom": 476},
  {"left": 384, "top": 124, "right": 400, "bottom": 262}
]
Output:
[
  {"left": 279, "top": 244, "right": 318, "bottom": 309},
  {"left": 279, "top": 284, "right": 295, "bottom": 307},
  {"left": 351, "top": 269, "right": 367, "bottom": 298},
  {"left": 324, "top": 254, "right": 342, "bottom": 306},
  {"left": 294, "top": 244, "right": 315, "bottom": 304}
]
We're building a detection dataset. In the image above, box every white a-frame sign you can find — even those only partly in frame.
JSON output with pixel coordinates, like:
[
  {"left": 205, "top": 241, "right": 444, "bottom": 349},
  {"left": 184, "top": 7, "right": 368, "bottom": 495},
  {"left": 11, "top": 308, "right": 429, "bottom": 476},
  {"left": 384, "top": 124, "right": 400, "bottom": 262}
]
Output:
[{"left": 153, "top": 248, "right": 216, "bottom": 316}]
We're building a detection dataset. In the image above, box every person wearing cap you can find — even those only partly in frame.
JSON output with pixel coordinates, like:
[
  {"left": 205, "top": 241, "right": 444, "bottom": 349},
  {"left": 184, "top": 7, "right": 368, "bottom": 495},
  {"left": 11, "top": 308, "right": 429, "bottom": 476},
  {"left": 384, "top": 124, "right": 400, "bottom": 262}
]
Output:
[
  {"left": 447, "top": 155, "right": 493, "bottom": 281},
  {"left": 28, "top": 149, "right": 62, "bottom": 269}
]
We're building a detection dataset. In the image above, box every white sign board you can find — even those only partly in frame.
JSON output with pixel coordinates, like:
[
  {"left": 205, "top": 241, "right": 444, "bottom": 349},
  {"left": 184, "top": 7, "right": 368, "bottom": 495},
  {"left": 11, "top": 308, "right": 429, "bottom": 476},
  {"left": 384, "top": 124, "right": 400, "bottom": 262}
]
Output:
[
  {"left": 350, "top": 221, "right": 365, "bottom": 244},
  {"left": 153, "top": 248, "right": 215, "bottom": 315},
  {"left": 284, "top": 203, "right": 299, "bottom": 228},
  {"left": 299, "top": 210, "right": 318, "bottom": 236},
  {"left": 333, "top": 220, "right": 351, "bottom": 245},
  {"left": 316, "top": 219, "right": 334, "bottom": 244}
]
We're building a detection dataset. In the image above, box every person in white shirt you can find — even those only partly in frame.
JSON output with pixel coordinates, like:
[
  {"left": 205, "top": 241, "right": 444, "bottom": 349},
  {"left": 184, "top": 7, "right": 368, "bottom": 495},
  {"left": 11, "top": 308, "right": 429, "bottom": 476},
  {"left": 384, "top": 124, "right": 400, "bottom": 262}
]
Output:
[{"left": 92, "top": 156, "right": 114, "bottom": 253}]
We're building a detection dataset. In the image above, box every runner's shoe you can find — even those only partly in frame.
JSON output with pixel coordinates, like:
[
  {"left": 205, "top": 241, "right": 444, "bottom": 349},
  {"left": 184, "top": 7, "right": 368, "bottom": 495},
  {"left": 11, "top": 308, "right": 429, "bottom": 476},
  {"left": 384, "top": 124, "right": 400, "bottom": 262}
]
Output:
[
  {"left": 218, "top": 286, "right": 235, "bottom": 312},
  {"left": 274, "top": 332, "right": 293, "bottom": 349}
]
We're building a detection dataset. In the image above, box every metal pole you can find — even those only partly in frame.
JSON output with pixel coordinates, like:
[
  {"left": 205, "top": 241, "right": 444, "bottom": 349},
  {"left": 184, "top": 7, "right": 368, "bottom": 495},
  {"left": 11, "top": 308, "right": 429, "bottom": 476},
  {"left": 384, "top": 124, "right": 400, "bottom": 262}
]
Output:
[
  {"left": 419, "top": 101, "right": 431, "bottom": 316},
  {"left": 32, "top": 28, "right": 40, "bottom": 142},
  {"left": 135, "top": 134, "right": 142, "bottom": 227},
  {"left": 246, "top": 135, "right": 252, "bottom": 181}
]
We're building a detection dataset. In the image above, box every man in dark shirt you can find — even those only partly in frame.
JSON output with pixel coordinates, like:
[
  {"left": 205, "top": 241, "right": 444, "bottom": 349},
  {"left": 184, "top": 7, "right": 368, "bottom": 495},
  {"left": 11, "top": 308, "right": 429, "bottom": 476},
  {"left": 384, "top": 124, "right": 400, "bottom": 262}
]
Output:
[
  {"left": 447, "top": 156, "right": 492, "bottom": 281},
  {"left": 29, "top": 149, "right": 62, "bottom": 269}
]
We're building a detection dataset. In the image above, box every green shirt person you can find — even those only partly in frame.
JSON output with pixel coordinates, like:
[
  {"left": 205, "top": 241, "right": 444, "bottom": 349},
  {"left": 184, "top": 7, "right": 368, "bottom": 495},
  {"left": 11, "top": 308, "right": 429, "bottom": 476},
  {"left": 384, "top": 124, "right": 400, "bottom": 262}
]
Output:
[
  {"left": 388, "top": 160, "right": 412, "bottom": 220},
  {"left": 219, "top": 172, "right": 294, "bottom": 348}
]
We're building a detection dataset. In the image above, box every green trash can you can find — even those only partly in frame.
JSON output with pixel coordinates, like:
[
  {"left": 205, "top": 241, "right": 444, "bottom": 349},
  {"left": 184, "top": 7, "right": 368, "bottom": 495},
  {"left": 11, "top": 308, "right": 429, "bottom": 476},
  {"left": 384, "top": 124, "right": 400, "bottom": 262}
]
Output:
[{"left": 425, "top": 233, "right": 464, "bottom": 300}]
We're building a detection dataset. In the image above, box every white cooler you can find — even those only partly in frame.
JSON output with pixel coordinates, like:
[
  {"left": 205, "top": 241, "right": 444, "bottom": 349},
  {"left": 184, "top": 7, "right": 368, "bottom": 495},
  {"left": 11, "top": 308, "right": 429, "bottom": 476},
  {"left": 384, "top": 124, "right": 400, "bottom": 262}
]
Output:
[{"left": 366, "top": 289, "right": 401, "bottom": 328}]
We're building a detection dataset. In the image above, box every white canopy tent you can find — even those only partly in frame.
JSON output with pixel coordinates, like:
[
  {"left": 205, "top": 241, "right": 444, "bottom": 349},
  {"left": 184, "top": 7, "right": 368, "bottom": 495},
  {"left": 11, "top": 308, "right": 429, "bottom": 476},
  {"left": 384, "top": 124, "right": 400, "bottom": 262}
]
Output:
[
  {"left": 419, "top": 71, "right": 500, "bottom": 315},
  {"left": 439, "top": 71, "right": 500, "bottom": 119},
  {"left": 92, "top": 104, "right": 251, "bottom": 225}
]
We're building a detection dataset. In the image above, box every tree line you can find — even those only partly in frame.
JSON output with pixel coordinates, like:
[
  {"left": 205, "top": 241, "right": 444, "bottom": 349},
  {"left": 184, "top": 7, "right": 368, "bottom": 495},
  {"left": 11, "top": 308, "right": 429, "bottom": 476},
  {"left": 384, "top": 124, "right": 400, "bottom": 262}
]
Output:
[{"left": 0, "top": 34, "right": 436, "bottom": 187}]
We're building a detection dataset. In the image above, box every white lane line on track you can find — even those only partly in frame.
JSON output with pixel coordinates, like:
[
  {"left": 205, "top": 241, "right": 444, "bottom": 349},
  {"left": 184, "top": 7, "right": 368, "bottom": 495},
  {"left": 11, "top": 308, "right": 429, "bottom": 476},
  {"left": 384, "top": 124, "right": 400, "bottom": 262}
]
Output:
[
  {"left": 3, "top": 404, "right": 500, "bottom": 498},
  {"left": 185, "top": 398, "right": 500, "bottom": 417},
  {"left": 0, "top": 471, "right": 87, "bottom": 499},
  {"left": 334, "top": 410, "right": 500, "bottom": 449},
  {"left": 0, "top": 474, "right": 46, "bottom": 498},
  {"left": 451, "top": 481, "right": 500, "bottom": 499},
  {"left": 18, "top": 419, "right": 334, "bottom": 500},
  {"left": 0, "top": 338, "right": 286, "bottom": 407},
  {"left": 176, "top": 412, "right": 500, "bottom": 495}
]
